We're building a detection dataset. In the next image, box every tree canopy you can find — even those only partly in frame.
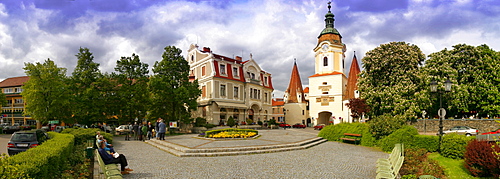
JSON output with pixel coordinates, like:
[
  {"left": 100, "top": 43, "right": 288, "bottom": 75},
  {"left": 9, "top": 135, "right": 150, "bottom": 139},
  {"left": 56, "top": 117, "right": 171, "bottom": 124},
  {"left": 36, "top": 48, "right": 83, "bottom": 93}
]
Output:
[
  {"left": 22, "top": 59, "right": 71, "bottom": 124},
  {"left": 148, "top": 46, "right": 201, "bottom": 125},
  {"left": 358, "top": 41, "right": 427, "bottom": 119}
]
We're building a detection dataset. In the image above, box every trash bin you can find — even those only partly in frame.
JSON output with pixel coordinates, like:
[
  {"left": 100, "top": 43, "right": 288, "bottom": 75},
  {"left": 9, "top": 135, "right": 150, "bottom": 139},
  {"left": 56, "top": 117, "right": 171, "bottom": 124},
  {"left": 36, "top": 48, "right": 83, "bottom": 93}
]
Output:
[{"left": 85, "top": 147, "right": 94, "bottom": 159}]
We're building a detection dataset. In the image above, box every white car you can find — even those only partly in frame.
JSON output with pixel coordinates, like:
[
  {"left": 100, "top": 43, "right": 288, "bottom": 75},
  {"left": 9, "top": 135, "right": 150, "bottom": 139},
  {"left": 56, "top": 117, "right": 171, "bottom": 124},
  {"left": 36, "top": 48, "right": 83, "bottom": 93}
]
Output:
[
  {"left": 115, "top": 125, "right": 131, "bottom": 135},
  {"left": 438, "top": 126, "right": 478, "bottom": 136}
]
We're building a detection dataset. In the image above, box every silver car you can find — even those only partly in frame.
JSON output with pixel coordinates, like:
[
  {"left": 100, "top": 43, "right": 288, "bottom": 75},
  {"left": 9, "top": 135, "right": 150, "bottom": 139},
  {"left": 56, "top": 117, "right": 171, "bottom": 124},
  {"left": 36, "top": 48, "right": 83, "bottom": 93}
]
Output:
[{"left": 439, "top": 126, "right": 478, "bottom": 136}]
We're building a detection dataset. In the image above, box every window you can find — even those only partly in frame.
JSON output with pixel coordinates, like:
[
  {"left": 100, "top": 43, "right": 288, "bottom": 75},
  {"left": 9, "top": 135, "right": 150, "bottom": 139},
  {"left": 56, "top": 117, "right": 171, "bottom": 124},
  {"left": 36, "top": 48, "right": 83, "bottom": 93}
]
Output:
[
  {"left": 322, "top": 92, "right": 329, "bottom": 94},
  {"left": 234, "top": 87, "right": 239, "bottom": 98},
  {"left": 258, "top": 90, "right": 261, "bottom": 99},
  {"left": 264, "top": 77, "right": 268, "bottom": 85},
  {"left": 323, "top": 82, "right": 327, "bottom": 85},
  {"left": 15, "top": 87, "right": 23, "bottom": 93},
  {"left": 250, "top": 88, "right": 253, "bottom": 98},
  {"left": 6, "top": 100, "right": 12, "bottom": 105},
  {"left": 220, "top": 85, "right": 226, "bottom": 97},
  {"left": 3, "top": 88, "right": 13, "bottom": 93},
  {"left": 323, "top": 57, "right": 328, "bottom": 66},
  {"left": 251, "top": 73, "right": 255, "bottom": 79},
  {"left": 191, "top": 55, "right": 194, "bottom": 62},
  {"left": 220, "top": 64, "right": 226, "bottom": 75},
  {"left": 202, "top": 66, "right": 206, "bottom": 76},
  {"left": 15, "top": 99, "right": 23, "bottom": 104},
  {"left": 233, "top": 67, "right": 239, "bottom": 77},
  {"left": 264, "top": 93, "right": 268, "bottom": 102},
  {"left": 202, "top": 86, "right": 206, "bottom": 98}
]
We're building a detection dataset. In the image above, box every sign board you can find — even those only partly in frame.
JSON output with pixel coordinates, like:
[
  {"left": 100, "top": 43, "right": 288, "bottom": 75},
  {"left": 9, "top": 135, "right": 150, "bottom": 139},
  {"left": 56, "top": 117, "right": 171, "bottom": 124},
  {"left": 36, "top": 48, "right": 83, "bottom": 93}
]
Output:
[
  {"left": 49, "top": 120, "right": 59, "bottom": 124},
  {"left": 438, "top": 108, "right": 446, "bottom": 118},
  {"left": 169, "top": 121, "right": 178, "bottom": 128}
]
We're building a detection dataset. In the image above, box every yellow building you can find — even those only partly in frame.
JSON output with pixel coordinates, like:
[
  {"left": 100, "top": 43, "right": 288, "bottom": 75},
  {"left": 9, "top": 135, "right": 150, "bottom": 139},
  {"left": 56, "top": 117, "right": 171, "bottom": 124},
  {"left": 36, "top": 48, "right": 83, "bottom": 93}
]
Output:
[
  {"left": 0, "top": 76, "right": 33, "bottom": 125},
  {"left": 187, "top": 44, "right": 274, "bottom": 125}
]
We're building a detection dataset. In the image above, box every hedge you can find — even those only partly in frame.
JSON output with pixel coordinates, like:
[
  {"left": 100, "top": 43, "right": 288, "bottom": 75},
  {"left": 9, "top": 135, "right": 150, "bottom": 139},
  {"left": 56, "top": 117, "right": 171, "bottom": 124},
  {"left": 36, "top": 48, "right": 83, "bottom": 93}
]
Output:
[
  {"left": 440, "top": 133, "right": 474, "bottom": 159},
  {"left": 7, "top": 132, "right": 75, "bottom": 178},
  {"left": 318, "top": 122, "right": 377, "bottom": 147},
  {"left": 377, "top": 125, "right": 419, "bottom": 152},
  {"left": 62, "top": 128, "right": 112, "bottom": 145}
]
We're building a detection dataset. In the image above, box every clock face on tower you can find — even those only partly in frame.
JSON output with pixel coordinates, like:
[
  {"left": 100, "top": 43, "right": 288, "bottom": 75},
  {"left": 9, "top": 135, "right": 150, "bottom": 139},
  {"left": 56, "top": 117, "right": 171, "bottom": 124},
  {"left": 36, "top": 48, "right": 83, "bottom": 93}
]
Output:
[{"left": 322, "top": 44, "right": 328, "bottom": 50}]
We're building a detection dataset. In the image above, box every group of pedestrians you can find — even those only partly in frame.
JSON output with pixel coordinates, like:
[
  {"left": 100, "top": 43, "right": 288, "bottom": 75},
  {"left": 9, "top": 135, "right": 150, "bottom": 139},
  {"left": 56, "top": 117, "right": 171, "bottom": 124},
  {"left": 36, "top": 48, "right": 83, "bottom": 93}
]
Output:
[{"left": 126, "top": 118, "right": 167, "bottom": 141}]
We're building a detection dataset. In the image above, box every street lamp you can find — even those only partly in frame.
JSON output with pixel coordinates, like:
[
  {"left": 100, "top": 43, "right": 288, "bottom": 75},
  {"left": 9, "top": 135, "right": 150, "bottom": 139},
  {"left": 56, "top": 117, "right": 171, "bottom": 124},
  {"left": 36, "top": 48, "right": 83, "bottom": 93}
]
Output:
[{"left": 430, "top": 79, "right": 452, "bottom": 152}]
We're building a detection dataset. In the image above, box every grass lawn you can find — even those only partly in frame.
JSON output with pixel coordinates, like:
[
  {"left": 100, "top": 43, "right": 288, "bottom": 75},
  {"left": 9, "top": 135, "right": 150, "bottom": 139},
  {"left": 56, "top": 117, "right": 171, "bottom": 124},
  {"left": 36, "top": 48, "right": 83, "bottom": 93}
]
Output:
[{"left": 428, "top": 153, "right": 490, "bottom": 179}]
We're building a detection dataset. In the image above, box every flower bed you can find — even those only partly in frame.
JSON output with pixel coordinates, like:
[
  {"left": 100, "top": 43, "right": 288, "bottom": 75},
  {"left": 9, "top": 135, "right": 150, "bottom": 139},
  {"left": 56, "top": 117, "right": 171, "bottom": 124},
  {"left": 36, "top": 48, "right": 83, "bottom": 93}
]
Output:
[{"left": 204, "top": 128, "right": 258, "bottom": 139}]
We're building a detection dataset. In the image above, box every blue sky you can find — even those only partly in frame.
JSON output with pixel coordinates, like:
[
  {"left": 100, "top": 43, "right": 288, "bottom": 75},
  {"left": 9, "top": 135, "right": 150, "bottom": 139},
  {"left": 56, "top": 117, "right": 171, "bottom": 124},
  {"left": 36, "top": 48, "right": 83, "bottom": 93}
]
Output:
[{"left": 1, "top": 0, "right": 499, "bottom": 97}]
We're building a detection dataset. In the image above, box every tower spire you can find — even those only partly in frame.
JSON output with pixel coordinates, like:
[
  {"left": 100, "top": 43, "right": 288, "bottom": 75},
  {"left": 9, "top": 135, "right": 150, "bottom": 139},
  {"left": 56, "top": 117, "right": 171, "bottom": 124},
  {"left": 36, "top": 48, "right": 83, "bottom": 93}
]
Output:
[{"left": 285, "top": 61, "right": 306, "bottom": 103}]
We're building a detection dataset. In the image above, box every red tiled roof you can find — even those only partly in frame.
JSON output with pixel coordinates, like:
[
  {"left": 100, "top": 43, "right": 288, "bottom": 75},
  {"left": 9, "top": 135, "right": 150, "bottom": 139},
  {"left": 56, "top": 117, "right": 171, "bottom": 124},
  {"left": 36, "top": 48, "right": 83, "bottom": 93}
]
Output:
[
  {"left": 285, "top": 62, "right": 306, "bottom": 103},
  {"left": 308, "top": 71, "right": 343, "bottom": 78},
  {"left": 272, "top": 99, "right": 285, "bottom": 106},
  {"left": 346, "top": 54, "right": 361, "bottom": 99},
  {"left": 0, "top": 76, "right": 29, "bottom": 88},
  {"left": 304, "top": 87, "right": 309, "bottom": 93}
]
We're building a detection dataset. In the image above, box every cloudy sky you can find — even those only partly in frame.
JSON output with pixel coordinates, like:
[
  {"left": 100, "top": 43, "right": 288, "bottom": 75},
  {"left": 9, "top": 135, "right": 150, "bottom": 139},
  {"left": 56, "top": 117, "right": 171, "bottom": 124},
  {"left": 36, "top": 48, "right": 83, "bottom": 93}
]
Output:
[{"left": 1, "top": 0, "right": 499, "bottom": 98}]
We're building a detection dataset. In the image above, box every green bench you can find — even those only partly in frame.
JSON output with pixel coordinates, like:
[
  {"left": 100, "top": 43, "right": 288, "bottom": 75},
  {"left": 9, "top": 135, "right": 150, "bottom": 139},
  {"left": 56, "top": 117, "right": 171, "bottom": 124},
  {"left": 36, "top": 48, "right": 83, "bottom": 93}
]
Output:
[
  {"left": 95, "top": 149, "right": 123, "bottom": 179},
  {"left": 376, "top": 143, "right": 404, "bottom": 179},
  {"left": 339, "top": 133, "right": 362, "bottom": 145}
]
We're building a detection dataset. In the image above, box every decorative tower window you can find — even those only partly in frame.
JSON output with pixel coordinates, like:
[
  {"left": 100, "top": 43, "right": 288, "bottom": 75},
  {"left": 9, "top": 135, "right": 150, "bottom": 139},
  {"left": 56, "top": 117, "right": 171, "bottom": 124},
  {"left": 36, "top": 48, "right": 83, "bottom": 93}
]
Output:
[{"left": 323, "top": 57, "right": 328, "bottom": 66}]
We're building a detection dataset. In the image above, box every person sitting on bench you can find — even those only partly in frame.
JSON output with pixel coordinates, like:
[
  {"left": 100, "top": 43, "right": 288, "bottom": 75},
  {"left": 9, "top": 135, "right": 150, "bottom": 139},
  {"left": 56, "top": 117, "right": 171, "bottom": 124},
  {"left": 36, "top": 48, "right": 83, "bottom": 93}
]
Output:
[{"left": 97, "top": 141, "right": 133, "bottom": 175}]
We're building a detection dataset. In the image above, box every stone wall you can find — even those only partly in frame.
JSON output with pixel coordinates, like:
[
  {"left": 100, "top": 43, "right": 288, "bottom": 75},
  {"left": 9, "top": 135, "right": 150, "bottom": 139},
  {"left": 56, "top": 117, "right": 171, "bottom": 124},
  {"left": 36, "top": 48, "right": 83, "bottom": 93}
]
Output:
[{"left": 410, "top": 119, "right": 500, "bottom": 133}]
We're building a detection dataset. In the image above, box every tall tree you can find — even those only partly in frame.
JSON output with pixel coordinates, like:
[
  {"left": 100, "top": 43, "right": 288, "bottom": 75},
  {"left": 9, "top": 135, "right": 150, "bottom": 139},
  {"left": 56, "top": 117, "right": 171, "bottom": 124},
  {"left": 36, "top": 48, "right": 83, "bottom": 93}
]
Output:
[
  {"left": 114, "top": 53, "right": 149, "bottom": 123},
  {"left": 345, "top": 98, "right": 370, "bottom": 121},
  {"left": 0, "top": 88, "right": 6, "bottom": 107},
  {"left": 70, "top": 47, "right": 103, "bottom": 124},
  {"left": 148, "top": 46, "right": 201, "bottom": 126},
  {"left": 425, "top": 44, "right": 500, "bottom": 118},
  {"left": 22, "top": 59, "right": 71, "bottom": 124},
  {"left": 358, "top": 42, "right": 428, "bottom": 119}
]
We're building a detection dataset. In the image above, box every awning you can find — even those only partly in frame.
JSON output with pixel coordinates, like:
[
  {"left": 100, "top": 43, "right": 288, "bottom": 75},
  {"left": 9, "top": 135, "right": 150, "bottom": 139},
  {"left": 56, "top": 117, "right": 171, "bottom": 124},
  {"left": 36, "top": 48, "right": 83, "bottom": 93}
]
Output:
[{"left": 215, "top": 102, "right": 248, "bottom": 109}]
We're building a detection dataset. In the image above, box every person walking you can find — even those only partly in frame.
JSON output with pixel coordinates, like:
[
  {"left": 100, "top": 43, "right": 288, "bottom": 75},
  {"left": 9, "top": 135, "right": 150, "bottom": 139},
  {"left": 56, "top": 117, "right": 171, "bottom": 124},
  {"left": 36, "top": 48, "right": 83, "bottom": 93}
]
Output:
[
  {"left": 147, "top": 122, "right": 154, "bottom": 140},
  {"left": 155, "top": 118, "right": 160, "bottom": 140},
  {"left": 132, "top": 122, "right": 139, "bottom": 140},
  {"left": 158, "top": 119, "right": 167, "bottom": 140}
]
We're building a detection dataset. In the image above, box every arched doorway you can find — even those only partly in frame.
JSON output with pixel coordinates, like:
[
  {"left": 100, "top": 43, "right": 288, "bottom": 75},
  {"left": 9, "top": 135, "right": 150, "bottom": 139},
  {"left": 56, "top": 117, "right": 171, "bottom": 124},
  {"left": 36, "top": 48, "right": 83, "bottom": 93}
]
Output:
[
  {"left": 317, "top": 112, "right": 332, "bottom": 125},
  {"left": 306, "top": 118, "right": 312, "bottom": 127},
  {"left": 248, "top": 109, "right": 254, "bottom": 122}
]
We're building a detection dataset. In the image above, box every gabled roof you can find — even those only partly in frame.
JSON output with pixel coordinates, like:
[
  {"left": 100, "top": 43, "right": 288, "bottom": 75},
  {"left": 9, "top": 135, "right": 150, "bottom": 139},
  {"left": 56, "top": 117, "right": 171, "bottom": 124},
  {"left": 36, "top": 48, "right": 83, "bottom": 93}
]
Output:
[
  {"left": 285, "top": 62, "right": 306, "bottom": 103},
  {"left": 304, "top": 87, "right": 309, "bottom": 93},
  {"left": 0, "top": 76, "right": 29, "bottom": 88},
  {"left": 272, "top": 99, "right": 285, "bottom": 106},
  {"left": 346, "top": 54, "right": 361, "bottom": 99}
]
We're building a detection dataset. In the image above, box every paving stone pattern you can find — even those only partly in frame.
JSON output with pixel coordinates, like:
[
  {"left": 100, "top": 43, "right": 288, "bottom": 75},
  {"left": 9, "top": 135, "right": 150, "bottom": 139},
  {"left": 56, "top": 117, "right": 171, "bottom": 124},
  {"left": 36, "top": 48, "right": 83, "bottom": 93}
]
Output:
[{"left": 113, "top": 129, "right": 387, "bottom": 179}]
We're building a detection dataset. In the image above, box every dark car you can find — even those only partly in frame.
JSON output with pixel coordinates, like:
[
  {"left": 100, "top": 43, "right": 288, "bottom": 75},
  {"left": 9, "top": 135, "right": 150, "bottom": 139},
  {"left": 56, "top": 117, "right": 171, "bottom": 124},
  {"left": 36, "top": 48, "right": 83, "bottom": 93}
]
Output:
[
  {"left": 2, "top": 123, "right": 21, "bottom": 134},
  {"left": 279, "top": 123, "right": 291, "bottom": 128},
  {"left": 7, "top": 130, "right": 49, "bottom": 156},
  {"left": 314, "top": 124, "right": 326, "bottom": 130},
  {"left": 292, "top": 123, "right": 306, "bottom": 128}
]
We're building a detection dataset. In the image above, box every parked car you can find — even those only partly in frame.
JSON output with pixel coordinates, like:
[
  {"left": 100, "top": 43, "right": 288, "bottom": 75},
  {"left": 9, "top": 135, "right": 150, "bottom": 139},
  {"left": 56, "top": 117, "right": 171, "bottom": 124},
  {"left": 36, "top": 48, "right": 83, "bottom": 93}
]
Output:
[
  {"left": 54, "top": 126, "right": 68, "bottom": 133},
  {"left": 278, "top": 123, "right": 291, "bottom": 128},
  {"left": 115, "top": 125, "right": 131, "bottom": 135},
  {"left": 7, "top": 130, "right": 49, "bottom": 156},
  {"left": 314, "top": 124, "right": 326, "bottom": 130},
  {"left": 481, "top": 128, "right": 500, "bottom": 135},
  {"left": 40, "top": 126, "right": 49, "bottom": 132},
  {"left": 2, "top": 123, "right": 21, "bottom": 134},
  {"left": 292, "top": 123, "right": 306, "bottom": 128},
  {"left": 438, "top": 126, "right": 478, "bottom": 136}
]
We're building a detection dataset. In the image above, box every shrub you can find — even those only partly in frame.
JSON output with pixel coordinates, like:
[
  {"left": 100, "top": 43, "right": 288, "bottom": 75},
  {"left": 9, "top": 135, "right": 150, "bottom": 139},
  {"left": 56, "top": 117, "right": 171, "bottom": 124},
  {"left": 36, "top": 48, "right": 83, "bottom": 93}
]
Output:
[
  {"left": 369, "top": 114, "right": 407, "bottom": 139},
  {"left": 0, "top": 154, "right": 29, "bottom": 179},
  {"left": 399, "top": 148, "right": 446, "bottom": 178},
  {"left": 204, "top": 123, "right": 216, "bottom": 128},
  {"left": 268, "top": 119, "right": 277, "bottom": 125},
  {"left": 227, "top": 116, "right": 235, "bottom": 127},
  {"left": 377, "top": 125, "right": 419, "bottom": 152},
  {"left": 318, "top": 122, "right": 377, "bottom": 147},
  {"left": 257, "top": 121, "right": 263, "bottom": 125},
  {"left": 62, "top": 128, "right": 101, "bottom": 145},
  {"left": 205, "top": 128, "right": 258, "bottom": 138},
  {"left": 9, "top": 132, "right": 74, "bottom": 178},
  {"left": 195, "top": 117, "right": 207, "bottom": 127},
  {"left": 412, "top": 135, "right": 439, "bottom": 152},
  {"left": 440, "top": 133, "right": 473, "bottom": 159},
  {"left": 464, "top": 140, "right": 500, "bottom": 177},
  {"left": 246, "top": 118, "right": 253, "bottom": 125}
]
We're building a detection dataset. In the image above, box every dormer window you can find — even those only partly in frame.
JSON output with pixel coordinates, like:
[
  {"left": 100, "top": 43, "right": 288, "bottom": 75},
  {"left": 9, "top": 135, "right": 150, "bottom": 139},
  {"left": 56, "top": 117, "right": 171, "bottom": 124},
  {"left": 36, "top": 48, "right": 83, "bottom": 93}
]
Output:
[
  {"left": 264, "top": 77, "right": 268, "bottom": 85},
  {"left": 220, "top": 64, "right": 226, "bottom": 75},
  {"left": 251, "top": 73, "right": 255, "bottom": 79},
  {"left": 233, "top": 67, "right": 239, "bottom": 77}
]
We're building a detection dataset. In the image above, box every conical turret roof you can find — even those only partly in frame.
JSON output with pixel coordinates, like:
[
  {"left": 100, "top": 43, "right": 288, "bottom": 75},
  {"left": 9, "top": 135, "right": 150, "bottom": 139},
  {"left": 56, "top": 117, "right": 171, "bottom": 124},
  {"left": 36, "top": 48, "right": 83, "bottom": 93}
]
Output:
[
  {"left": 346, "top": 53, "right": 361, "bottom": 99},
  {"left": 285, "top": 61, "right": 306, "bottom": 103}
]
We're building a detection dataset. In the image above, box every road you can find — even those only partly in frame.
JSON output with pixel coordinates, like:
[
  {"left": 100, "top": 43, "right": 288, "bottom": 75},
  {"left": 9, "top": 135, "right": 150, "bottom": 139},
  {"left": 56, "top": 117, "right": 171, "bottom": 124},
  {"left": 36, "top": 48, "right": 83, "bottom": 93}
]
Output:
[{"left": 0, "top": 134, "right": 11, "bottom": 155}]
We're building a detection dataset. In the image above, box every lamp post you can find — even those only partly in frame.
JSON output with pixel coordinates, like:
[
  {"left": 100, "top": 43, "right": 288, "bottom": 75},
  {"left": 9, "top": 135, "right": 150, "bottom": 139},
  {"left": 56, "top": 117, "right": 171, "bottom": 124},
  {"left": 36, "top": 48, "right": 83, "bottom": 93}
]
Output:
[{"left": 430, "top": 79, "right": 452, "bottom": 151}]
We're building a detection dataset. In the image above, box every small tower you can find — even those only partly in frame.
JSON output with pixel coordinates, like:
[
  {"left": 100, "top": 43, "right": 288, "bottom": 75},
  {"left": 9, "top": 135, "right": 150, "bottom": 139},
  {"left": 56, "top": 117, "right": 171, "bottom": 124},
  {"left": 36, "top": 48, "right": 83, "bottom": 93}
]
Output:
[
  {"left": 345, "top": 52, "right": 361, "bottom": 100},
  {"left": 284, "top": 60, "right": 308, "bottom": 125}
]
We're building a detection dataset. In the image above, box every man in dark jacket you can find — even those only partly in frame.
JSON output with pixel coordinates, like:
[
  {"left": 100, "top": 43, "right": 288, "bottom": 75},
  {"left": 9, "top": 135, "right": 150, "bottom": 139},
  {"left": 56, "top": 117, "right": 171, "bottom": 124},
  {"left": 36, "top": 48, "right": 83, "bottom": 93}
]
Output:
[{"left": 97, "top": 141, "right": 133, "bottom": 174}]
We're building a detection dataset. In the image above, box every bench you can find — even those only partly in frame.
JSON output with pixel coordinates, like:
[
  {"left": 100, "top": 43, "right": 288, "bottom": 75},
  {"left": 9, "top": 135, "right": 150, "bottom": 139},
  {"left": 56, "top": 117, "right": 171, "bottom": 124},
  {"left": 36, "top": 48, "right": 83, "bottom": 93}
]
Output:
[
  {"left": 339, "top": 133, "right": 362, "bottom": 145},
  {"left": 95, "top": 149, "right": 123, "bottom": 179},
  {"left": 376, "top": 143, "right": 404, "bottom": 179}
]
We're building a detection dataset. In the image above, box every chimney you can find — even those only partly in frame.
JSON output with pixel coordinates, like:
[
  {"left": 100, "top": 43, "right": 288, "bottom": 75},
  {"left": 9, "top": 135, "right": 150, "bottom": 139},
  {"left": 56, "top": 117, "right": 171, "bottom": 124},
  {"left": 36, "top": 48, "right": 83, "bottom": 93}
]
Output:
[
  {"left": 202, "top": 47, "right": 211, "bottom": 53},
  {"left": 235, "top": 56, "right": 242, "bottom": 61}
]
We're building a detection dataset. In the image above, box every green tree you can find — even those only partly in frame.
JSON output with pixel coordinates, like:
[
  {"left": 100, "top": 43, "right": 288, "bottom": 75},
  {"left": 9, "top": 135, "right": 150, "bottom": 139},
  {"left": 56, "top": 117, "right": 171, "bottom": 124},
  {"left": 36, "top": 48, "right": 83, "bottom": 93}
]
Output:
[
  {"left": 358, "top": 41, "right": 428, "bottom": 119},
  {"left": 0, "top": 88, "right": 6, "bottom": 107},
  {"left": 70, "top": 47, "right": 103, "bottom": 124},
  {"left": 227, "top": 116, "right": 235, "bottom": 127},
  {"left": 345, "top": 98, "right": 370, "bottom": 121},
  {"left": 148, "top": 46, "right": 201, "bottom": 126},
  {"left": 22, "top": 59, "right": 71, "bottom": 124},
  {"left": 113, "top": 53, "right": 150, "bottom": 123},
  {"left": 425, "top": 44, "right": 500, "bottom": 118}
]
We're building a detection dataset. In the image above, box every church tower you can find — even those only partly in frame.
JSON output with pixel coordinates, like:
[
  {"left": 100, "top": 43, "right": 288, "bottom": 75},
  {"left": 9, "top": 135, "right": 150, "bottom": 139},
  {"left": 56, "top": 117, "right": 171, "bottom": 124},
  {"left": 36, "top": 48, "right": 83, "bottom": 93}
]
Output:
[
  {"left": 308, "top": 2, "right": 348, "bottom": 125},
  {"left": 284, "top": 60, "right": 308, "bottom": 125}
]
